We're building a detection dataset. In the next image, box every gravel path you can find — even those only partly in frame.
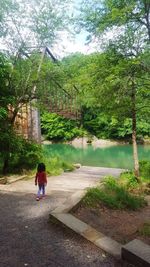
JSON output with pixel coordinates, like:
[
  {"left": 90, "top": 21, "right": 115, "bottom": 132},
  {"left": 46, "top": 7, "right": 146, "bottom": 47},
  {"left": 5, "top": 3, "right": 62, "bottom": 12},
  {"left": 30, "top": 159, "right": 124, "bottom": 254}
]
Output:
[
  {"left": 0, "top": 191, "right": 128, "bottom": 267},
  {"left": 0, "top": 167, "right": 129, "bottom": 267}
]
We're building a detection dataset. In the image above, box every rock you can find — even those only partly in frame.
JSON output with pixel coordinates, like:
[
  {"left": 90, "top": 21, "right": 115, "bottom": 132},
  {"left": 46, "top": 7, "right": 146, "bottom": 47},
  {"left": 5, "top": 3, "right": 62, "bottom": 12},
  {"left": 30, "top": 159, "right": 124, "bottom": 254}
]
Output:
[{"left": 73, "top": 163, "right": 81, "bottom": 169}]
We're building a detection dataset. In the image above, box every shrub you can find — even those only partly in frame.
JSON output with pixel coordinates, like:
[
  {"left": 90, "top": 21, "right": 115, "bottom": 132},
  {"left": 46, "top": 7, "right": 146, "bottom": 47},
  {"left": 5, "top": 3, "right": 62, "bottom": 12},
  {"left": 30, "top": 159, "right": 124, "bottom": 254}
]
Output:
[
  {"left": 139, "top": 160, "right": 150, "bottom": 180},
  {"left": 83, "top": 176, "right": 147, "bottom": 210},
  {"left": 41, "top": 112, "right": 84, "bottom": 141},
  {"left": 0, "top": 131, "right": 43, "bottom": 174},
  {"left": 43, "top": 156, "right": 74, "bottom": 176},
  {"left": 10, "top": 139, "right": 42, "bottom": 172},
  {"left": 119, "top": 172, "right": 139, "bottom": 189},
  {"left": 61, "top": 161, "right": 75, "bottom": 172}
]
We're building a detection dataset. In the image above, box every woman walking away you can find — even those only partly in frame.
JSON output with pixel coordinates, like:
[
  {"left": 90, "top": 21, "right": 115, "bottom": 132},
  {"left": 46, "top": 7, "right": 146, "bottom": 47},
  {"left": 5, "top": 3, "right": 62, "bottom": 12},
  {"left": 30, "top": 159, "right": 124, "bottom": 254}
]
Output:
[{"left": 35, "top": 163, "right": 47, "bottom": 201}]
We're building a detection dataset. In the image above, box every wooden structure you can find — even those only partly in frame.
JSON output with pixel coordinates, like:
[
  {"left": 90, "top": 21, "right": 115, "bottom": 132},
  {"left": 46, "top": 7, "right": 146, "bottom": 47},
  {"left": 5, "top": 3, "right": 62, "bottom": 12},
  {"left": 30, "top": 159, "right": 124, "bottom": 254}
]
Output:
[{"left": 13, "top": 47, "right": 81, "bottom": 142}]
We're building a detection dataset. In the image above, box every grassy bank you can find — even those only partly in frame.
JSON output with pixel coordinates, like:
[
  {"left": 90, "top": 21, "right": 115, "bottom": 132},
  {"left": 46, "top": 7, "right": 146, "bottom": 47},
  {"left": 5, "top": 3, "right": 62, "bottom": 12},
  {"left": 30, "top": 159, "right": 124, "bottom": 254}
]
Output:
[{"left": 82, "top": 161, "right": 150, "bottom": 211}]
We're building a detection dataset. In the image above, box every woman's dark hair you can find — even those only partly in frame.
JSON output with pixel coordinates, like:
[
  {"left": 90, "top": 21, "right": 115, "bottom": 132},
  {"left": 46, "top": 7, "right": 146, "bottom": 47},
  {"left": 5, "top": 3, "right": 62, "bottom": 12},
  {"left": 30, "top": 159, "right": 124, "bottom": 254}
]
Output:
[{"left": 37, "top": 163, "right": 46, "bottom": 172}]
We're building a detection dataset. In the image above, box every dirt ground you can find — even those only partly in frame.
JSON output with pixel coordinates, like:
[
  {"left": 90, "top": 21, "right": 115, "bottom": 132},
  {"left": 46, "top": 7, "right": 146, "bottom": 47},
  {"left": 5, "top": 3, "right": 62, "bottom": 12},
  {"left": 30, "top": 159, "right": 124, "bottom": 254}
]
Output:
[{"left": 73, "top": 203, "right": 150, "bottom": 245}]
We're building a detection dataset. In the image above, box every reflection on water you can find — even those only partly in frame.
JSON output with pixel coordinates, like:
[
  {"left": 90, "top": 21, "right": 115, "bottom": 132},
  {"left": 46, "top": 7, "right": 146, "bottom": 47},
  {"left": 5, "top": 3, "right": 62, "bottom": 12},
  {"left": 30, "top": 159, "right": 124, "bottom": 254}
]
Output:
[{"left": 43, "top": 144, "right": 150, "bottom": 169}]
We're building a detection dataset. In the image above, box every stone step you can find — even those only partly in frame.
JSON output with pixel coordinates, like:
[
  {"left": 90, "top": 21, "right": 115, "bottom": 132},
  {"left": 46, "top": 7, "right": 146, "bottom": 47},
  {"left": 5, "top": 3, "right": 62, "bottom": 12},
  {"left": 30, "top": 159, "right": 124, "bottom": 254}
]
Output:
[
  {"left": 50, "top": 212, "right": 121, "bottom": 259},
  {"left": 122, "top": 239, "right": 150, "bottom": 267}
]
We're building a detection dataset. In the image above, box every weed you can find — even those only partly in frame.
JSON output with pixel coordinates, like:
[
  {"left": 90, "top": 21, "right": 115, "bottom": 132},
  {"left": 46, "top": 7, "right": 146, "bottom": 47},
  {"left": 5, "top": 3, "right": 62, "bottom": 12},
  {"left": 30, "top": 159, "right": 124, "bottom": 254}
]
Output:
[
  {"left": 83, "top": 176, "right": 147, "bottom": 210},
  {"left": 43, "top": 156, "right": 74, "bottom": 176},
  {"left": 119, "top": 172, "right": 139, "bottom": 189},
  {"left": 139, "top": 160, "right": 150, "bottom": 180}
]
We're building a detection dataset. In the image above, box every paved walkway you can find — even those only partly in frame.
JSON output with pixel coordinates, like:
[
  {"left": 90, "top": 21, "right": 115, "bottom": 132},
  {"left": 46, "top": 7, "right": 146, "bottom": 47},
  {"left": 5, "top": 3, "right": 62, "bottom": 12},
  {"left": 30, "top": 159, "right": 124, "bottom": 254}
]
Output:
[{"left": 0, "top": 166, "right": 127, "bottom": 267}]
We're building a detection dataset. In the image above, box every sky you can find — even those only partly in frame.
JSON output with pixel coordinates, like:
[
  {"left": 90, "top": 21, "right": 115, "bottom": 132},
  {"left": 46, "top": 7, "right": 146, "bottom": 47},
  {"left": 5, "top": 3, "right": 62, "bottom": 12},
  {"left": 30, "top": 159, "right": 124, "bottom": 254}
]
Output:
[
  {"left": 53, "top": 30, "right": 98, "bottom": 58},
  {"left": 52, "top": 0, "right": 98, "bottom": 58}
]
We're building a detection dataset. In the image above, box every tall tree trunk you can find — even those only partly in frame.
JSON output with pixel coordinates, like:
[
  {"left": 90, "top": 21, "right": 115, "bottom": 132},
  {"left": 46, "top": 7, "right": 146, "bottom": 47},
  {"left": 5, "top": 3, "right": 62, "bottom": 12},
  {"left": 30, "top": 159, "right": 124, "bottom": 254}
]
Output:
[{"left": 131, "top": 81, "right": 140, "bottom": 180}]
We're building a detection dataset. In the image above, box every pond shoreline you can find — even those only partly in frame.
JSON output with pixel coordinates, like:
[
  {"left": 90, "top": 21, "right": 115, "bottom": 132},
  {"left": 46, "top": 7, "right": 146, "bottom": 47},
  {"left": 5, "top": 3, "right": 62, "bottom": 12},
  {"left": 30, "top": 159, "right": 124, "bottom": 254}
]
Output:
[
  {"left": 42, "top": 140, "right": 150, "bottom": 169},
  {"left": 42, "top": 137, "right": 127, "bottom": 148},
  {"left": 42, "top": 137, "right": 150, "bottom": 148}
]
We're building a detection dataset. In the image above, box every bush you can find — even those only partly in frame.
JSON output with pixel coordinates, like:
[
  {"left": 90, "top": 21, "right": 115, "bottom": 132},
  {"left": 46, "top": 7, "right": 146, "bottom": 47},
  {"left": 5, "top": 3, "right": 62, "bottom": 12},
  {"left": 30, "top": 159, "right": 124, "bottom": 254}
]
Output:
[
  {"left": 41, "top": 112, "right": 84, "bottom": 141},
  {"left": 7, "top": 138, "right": 74, "bottom": 175},
  {"left": 139, "top": 160, "right": 150, "bottom": 180},
  {"left": 83, "top": 107, "right": 150, "bottom": 141},
  {"left": 119, "top": 172, "right": 139, "bottom": 189},
  {"left": 17, "top": 141, "right": 42, "bottom": 170},
  {"left": 0, "top": 130, "right": 43, "bottom": 174},
  {"left": 62, "top": 161, "right": 75, "bottom": 172},
  {"left": 83, "top": 176, "right": 147, "bottom": 210},
  {"left": 43, "top": 156, "right": 74, "bottom": 176},
  {"left": 8, "top": 139, "right": 42, "bottom": 173}
]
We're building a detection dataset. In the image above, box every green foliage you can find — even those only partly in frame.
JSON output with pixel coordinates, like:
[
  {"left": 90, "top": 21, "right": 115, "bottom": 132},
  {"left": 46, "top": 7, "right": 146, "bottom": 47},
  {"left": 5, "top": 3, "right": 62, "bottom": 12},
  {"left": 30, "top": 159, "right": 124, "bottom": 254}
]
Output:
[
  {"left": 42, "top": 156, "right": 74, "bottom": 176},
  {"left": 0, "top": 137, "right": 42, "bottom": 173},
  {"left": 139, "top": 160, "right": 150, "bottom": 180},
  {"left": 119, "top": 172, "right": 139, "bottom": 189},
  {"left": 61, "top": 161, "right": 75, "bottom": 172},
  {"left": 119, "top": 167, "right": 150, "bottom": 195},
  {"left": 0, "top": 135, "right": 75, "bottom": 175},
  {"left": 77, "top": 0, "right": 149, "bottom": 180},
  {"left": 0, "top": 127, "right": 21, "bottom": 159},
  {"left": 83, "top": 107, "right": 150, "bottom": 140},
  {"left": 83, "top": 187, "right": 118, "bottom": 208},
  {"left": 79, "top": 0, "right": 150, "bottom": 42},
  {"left": 83, "top": 176, "right": 147, "bottom": 210},
  {"left": 43, "top": 157, "right": 63, "bottom": 175},
  {"left": 41, "top": 52, "right": 150, "bottom": 142},
  {"left": 13, "top": 140, "right": 42, "bottom": 171},
  {"left": 41, "top": 112, "right": 84, "bottom": 141}
]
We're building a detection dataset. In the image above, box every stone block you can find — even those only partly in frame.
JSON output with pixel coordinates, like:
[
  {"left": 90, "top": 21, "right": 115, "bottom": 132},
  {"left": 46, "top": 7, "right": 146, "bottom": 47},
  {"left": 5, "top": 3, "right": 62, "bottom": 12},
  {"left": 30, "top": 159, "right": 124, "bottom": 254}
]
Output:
[
  {"left": 73, "top": 163, "right": 81, "bottom": 169},
  {"left": 95, "top": 236, "right": 121, "bottom": 259},
  {"left": 82, "top": 227, "right": 104, "bottom": 242},
  {"left": 52, "top": 213, "right": 89, "bottom": 234},
  {"left": 122, "top": 239, "right": 150, "bottom": 267},
  {"left": 53, "top": 190, "right": 85, "bottom": 213}
]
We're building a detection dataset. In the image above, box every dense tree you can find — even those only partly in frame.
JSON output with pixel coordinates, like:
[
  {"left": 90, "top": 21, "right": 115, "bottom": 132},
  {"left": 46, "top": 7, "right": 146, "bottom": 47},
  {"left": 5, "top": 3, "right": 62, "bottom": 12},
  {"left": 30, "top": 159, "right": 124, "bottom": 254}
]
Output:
[
  {"left": 0, "top": 52, "right": 66, "bottom": 173},
  {"left": 89, "top": 49, "right": 149, "bottom": 178},
  {"left": 77, "top": 0, "right": 150, "bottom": 178},
  {"left": 80, "top": 0, "right": 150, "bottom": 42},
  {"left": 51, "top": 52, "right": 150, "bottom": 144}
]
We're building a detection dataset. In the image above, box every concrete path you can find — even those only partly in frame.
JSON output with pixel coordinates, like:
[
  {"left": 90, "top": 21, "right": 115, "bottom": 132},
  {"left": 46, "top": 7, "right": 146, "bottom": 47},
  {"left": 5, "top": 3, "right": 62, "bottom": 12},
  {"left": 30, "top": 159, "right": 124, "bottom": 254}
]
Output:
[
  {"left": 0, "top": 166, "right": 123, "bottom": 195},
  {"left": 0, "top": 166, "right": 125, "bottom": 267}
]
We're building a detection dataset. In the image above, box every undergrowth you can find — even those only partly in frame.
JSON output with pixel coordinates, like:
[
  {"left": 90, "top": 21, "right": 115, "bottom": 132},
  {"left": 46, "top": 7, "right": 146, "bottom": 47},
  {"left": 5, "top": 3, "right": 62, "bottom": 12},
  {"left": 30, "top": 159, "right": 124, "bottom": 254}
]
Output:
[
  {"left": 44, "top": 156, "right": 74, "bottom": 175},
  {"left": 83, "top": 176, "right": 147, "bottom": 210}
]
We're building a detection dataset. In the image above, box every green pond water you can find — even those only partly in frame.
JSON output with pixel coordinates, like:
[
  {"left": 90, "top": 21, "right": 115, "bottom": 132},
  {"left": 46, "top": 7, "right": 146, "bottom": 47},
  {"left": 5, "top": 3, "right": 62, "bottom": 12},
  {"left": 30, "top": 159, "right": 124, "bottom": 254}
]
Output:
[{"left": 43, "top": 143, "right": 150, "bottom": 169}]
